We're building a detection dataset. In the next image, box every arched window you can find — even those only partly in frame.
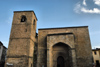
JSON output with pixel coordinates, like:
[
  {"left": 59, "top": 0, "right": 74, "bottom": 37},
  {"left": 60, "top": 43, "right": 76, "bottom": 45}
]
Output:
[
  {"left": 33, "top": 19, "right": 35, "bottom": 25},
  {"left": 21, "top": 15, "right": 27, "bottom": 22}
]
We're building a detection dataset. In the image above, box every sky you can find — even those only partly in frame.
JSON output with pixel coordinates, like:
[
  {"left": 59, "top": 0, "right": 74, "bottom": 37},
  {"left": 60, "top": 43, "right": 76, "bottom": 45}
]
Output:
[{"left": 0, "top": 0, "right": 100, "bottom": 49}]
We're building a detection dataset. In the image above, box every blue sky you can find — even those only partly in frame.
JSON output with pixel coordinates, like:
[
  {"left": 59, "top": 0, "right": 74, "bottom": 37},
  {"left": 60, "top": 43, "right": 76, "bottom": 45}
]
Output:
[{"left": 0, "top": 0, "right": 100, "bottom": 49}]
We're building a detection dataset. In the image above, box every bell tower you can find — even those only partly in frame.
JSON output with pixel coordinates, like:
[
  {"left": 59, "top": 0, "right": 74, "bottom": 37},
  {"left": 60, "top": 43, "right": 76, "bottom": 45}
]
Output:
[{"left": 5, "top": 11, "right": 37, "bottom": 67}]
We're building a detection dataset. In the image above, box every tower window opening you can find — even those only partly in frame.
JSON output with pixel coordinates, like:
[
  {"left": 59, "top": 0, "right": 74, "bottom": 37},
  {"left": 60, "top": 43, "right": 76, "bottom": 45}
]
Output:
[
  {"left": 21, "top": 15, "right": 27, "bottom": 22},
  {"left": 33, "top": 19, "right": 35, "bottom": 25}
]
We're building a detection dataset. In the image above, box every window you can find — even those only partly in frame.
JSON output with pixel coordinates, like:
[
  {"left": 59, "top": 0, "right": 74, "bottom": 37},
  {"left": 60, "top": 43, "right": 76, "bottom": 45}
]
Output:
[
  {"left": 94, "top": 51, "right": 97, "bottom": 55},
  {"left": 21, "top": 15, "right": 27, "bottom": 22},
  {"left": 33, "top": 19, "right": 35, "bottom": 25}
]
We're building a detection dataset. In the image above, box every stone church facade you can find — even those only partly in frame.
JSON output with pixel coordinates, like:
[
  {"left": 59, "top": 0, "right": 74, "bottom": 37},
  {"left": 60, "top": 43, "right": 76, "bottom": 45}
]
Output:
[{"left": 5, "top": 11, "right": 92, "bottom": 67}]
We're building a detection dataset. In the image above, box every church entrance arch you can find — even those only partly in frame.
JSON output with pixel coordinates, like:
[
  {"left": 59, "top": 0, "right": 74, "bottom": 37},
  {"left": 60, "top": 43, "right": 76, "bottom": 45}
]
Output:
[
  {"left": 47, "top": 34, "right": 77, "bottom": 67},
  {"left": 52, "top": 42, "right": 71, "bottom": 67}
]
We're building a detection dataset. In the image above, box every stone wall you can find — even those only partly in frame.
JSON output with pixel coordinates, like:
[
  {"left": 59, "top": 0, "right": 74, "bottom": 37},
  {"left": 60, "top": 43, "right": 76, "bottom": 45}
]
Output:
[
  {"left": 5, "top": 11, "right": 92, "bottom": 67},
  {"left": 37, "top": 26, "right": 92, "bottom": 67},
  {"left": 5, "top": 11, "right": 37, "bottom": 67}
]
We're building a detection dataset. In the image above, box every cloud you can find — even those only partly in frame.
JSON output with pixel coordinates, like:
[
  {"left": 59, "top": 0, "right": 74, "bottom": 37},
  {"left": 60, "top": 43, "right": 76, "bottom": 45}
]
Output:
[
  {"left": 74, "top": 0, "right": 100, "bottom": 14},
  {"left": 81, "top": 7, "right": 100, "bottom": 13},
  {"left": 93, "top": 0, "right": 100, "bottom": 6},
  {"left": 83, "top": 0, "right": 87, "bottom": 6},
  {"left": 74, "top": 2, "right": 81, "bottom": 13}
]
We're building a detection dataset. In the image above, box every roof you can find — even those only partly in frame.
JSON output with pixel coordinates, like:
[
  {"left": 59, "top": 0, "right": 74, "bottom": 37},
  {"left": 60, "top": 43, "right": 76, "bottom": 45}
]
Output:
[
  {"left": 92, "top": 48, "right": 100, "bottom": 51},
  {"left": 38, "top": 26, "right": 88, "bottom": 30},
  {"left": 14, "top": 10, "right": 38, "bottom": 21},
  {"left": 0, "top": 41, "right": 3, "bottom": 46},
  {"left": 0, "top": 41, "right": 7, "bottom": 49}
]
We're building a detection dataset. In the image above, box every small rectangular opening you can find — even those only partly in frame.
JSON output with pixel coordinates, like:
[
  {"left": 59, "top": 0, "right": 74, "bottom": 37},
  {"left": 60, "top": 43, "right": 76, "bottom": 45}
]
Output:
[{"left": 94, "top": 51, "right": 97, "bottom": 55}]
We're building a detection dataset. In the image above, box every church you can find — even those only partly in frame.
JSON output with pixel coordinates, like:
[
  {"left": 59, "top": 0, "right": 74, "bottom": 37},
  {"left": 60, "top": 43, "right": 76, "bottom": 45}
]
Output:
[{"left": 5, "top": 11, "right": 92, "bottom": 67}]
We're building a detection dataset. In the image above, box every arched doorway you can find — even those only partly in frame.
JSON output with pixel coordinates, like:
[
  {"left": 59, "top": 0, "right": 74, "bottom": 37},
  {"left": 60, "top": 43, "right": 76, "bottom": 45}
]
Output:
[
  {"left": 57, "top": 56, "right": 64, "bottom": 67},
  {"left": 52, "top": 42, "right": 72, "bottom": 67}
]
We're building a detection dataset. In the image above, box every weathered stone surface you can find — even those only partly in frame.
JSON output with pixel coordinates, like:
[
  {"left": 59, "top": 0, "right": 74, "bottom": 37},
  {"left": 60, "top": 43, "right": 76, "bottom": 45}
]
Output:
[
  {"left": 5, "top": 11, "right": 37, "bottom": 67},
  {"left": 37, "top": 27, "right": 92, "bottom": 67},
  {"left": 5, "top": 11, "right": 92, "bottom": 67}
]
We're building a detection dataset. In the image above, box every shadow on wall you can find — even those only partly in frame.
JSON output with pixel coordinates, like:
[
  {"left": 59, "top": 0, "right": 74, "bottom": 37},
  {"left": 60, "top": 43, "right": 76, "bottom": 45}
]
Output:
[{"left": 0, "top": 61, "right": 5, "bottom": 67}]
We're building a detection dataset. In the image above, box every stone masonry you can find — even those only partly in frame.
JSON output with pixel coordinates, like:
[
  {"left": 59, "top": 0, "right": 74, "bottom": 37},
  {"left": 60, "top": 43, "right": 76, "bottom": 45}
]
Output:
[
  {"left": 5, "top": 11, "right": 92, "bottom": 67},
  {"left": 5, "top": 11, "right": 37, "bottom": 67}
]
